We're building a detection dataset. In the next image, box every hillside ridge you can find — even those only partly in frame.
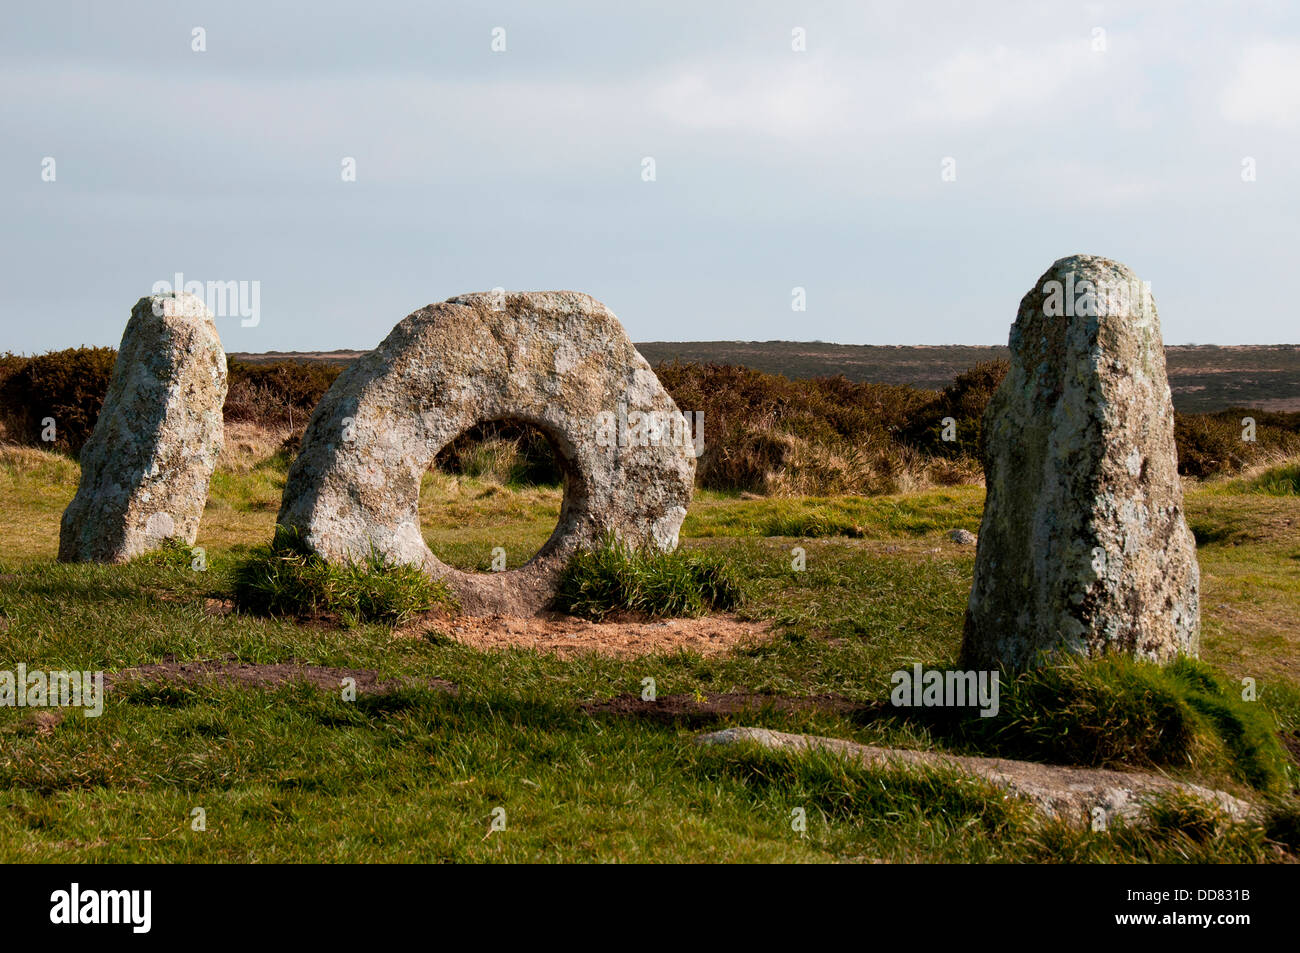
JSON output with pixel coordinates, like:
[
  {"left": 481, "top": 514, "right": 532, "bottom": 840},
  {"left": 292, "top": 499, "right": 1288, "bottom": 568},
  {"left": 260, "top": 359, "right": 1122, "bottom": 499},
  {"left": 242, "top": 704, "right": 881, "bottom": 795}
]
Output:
[{"left": 227, "top": 343, "right": 1300, "bottom": 413}]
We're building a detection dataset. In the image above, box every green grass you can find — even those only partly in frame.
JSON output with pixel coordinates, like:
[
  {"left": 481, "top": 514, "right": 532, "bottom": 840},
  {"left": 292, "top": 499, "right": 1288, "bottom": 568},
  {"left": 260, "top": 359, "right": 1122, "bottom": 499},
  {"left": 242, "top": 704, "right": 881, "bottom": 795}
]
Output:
[
  {"left": 133, "top": 538, "right": 205, "bottom": 571},
  {"left": 232, "top": 530, "right": 455, "bottom": 627},
  {"left": 0, "top": 442, "right": 1298, "bottom": 862},
  {"left": 553, "top": 534, "right": 743, "bottom": 620},
  {"left": 697, "top": 744, "right": 1283, "bottom": 863},
  {"left": 1252, "top": 463, "right": 1300, "bottom": 496},
  {"left": 951, "top": 656, "right": 1292, "bottom": 793},
  {"left": 681, "top": 488, "right": 985, "bottom": 539},
  {"left": 1196, "top": 461, "right": 1300, "bottom": 499}
]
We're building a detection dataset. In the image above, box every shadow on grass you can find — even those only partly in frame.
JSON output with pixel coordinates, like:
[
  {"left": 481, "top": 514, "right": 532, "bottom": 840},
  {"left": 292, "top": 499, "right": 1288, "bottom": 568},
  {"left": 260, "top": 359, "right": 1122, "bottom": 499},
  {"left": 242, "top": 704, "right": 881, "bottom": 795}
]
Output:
[{"left": 0, "top": 569, "right": 159, "bottom": 605}]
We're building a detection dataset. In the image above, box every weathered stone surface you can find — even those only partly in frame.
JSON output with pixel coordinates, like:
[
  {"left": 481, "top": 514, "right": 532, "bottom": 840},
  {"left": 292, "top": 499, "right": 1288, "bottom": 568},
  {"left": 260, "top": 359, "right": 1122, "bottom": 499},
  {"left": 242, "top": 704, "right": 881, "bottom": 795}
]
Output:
[
  {"left": 947, "top": 528, "right": 977, "bottom": 545},
  {"left": 962, "top": 255, "right": 1199, "bottom": 670},
  {"left": 697, "top": 727, "right": 1255, "bottom": 828},
  {"left": 59, "top": 293, "right": 227, "bottom": 563},
  {"left": 278, "top": 291, "right": 696, "bottom": 615}
]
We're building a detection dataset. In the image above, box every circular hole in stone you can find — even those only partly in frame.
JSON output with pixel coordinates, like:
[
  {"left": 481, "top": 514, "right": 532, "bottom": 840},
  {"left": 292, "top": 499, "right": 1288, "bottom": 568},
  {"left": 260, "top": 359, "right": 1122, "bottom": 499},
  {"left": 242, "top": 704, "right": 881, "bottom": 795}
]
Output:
[{"left": 422, "top": 419, "right": 568, "bottom": 573}]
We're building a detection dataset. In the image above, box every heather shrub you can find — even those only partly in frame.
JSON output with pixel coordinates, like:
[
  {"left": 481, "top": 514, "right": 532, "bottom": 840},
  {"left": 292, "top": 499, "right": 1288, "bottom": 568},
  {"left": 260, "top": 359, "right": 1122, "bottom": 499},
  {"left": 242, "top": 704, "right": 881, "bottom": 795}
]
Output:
[
  {"left": 0, "top": 346, "right": 117, "bottom": 452},
  {"left": 1174, "top": 408, "right": 1300, "bottom": 478},
  {"left": 2, "top": 347, "right": 1294, "bottom": 497},
  {"left": 223, "top": 360, "right": 342, "bottom": 430},
  {"left": 654, "top": 361, "right": 934, "bottom": 494},
  {"left": 901, "top": 359, "right": 1008, "bottom": 459}
]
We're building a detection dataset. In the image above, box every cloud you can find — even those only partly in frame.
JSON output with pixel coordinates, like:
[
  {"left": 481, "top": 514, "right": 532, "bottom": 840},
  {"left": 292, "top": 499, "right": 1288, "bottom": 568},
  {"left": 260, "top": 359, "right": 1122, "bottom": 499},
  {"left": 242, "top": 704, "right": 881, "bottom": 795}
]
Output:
[
  {"left": 2, "top": 2, "right": 1298, "bottom": 350},
  {"left": 1220, "top": 41, "right": 1300, "bottom": 126},
  {"left": 647, "top": 57, "right": 852, "bottom": 137},
  {"left": 918, "top": 40, "right": 1098, "bottom": 122}
]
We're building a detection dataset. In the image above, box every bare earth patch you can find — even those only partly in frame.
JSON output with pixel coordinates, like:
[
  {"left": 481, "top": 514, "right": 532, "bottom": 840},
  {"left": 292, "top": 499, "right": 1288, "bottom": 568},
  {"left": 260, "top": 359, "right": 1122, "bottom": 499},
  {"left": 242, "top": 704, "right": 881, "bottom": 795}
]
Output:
[{"left": 401, "top": 611, "right": 774, "bottom": 658}]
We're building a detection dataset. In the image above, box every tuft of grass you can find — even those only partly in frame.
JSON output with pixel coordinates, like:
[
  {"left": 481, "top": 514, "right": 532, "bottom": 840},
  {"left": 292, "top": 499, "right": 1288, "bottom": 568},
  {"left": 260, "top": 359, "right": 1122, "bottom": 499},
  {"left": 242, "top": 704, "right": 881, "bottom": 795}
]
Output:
[
  {"left": 554, "top": 534, "right": 743, "bottom": 621},
  {"left": 232, "top": 528, "right": 454, "bottom": 627},
  {"left": 1252, "top": 463, "right": 1300, "bottom": 496},
  {"left": 958, "top": 656, "right": 1291, "bottom": 793},
  {"left": 1141, "top": 791, "right": 1230, "bottom": 843},
  {"left": 131, "top": 538, "right": 202, "bottom": 570},
  {"left": 762, "top": 508, "right": 863, "bottom": 538}
]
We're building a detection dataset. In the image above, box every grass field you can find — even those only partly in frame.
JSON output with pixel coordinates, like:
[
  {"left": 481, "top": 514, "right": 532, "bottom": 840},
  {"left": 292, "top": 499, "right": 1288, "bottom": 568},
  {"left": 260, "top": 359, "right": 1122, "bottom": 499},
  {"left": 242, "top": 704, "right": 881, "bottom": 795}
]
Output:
[{"left": 1, "top": 440, "right": 1298, "bottom": 862}]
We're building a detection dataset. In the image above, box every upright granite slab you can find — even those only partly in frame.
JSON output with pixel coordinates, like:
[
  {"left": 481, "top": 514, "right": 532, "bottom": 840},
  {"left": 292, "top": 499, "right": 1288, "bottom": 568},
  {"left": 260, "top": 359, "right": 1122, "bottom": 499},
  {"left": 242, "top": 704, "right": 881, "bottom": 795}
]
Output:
[
  {"left": 59, "top": 293, "right": 227, "bottom": 563},
  {"left": 962, "top": 255, "right": 1199, "bottom": 670},
  {"left": 277, "top": 291, "right": 696, "bottom": 615}
]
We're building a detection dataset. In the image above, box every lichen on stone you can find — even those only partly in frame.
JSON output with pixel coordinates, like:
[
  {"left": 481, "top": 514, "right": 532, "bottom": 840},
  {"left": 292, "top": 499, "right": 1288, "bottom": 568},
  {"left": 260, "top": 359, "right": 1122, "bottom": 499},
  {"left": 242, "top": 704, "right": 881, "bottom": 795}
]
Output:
[
  {"left": 962, "top": 255, "right": 1200, "bottom": 670},
  {"left": 59, "top": 293, "right": 227, "bottom": 563},
  {"left": 277, "top": 291, "right": 696, "bottom": 616}
]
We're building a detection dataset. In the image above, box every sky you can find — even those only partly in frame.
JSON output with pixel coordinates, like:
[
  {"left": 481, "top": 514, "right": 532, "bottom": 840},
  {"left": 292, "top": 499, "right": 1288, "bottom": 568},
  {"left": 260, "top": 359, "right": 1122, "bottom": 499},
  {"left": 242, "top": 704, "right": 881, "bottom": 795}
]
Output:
[{"left": 2, "top": 0, "right": 1298, "bottom": 354}]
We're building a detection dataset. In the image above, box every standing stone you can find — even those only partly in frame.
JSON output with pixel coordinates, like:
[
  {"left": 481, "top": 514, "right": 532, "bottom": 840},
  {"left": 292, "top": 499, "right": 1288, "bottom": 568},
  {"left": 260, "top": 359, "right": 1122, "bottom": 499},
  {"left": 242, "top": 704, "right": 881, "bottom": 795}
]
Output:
[
  {"left": 278, "top": 291, "right": 696, "bottom": 615},
  {"left": 59, "top": 293, "right": 227, "bottom": 563},
  {"left": 962, "top": 255, "right": 1199, "bottom": 670}
]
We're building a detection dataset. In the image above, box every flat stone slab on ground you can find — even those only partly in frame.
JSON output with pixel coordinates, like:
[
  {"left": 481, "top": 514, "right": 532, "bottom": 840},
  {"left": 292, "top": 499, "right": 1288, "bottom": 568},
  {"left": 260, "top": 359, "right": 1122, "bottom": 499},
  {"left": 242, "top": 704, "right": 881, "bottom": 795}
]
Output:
[{"left": 697, "top": 726, "right": 1254, "bottom": 828}]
